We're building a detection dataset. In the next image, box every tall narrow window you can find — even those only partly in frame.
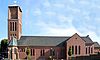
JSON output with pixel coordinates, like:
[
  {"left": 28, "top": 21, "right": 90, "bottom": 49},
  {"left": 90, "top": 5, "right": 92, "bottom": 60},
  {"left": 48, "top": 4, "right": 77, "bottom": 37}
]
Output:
[
  {"left": 15, "top": 22, "right": 17, "bottom": 31},
  {"left": 72, "top": 46, "right": 74, "bottom": 54},
  {"left": 52, "top": 49, "right": 55, "bottom": 56},
  {"left": 50, "top": 49, "right": 52, "bottom": 56},
  {"left": 40, "top": 49, "right": 45, "bottom": 56},
  {"left": 10, "top": 22, "right": 12, "bottom": 31},
  {"left": 40, "top": 50, "right": 42, "bottom": 56},
  {"left": 79, "top": 46, "right": 80, "bottom": 54},
  {"left": 43, "top": 49, "right": 45, "bottom": 56},
  {"left": 86, "top": 48, "right": 87, "bottom": 54},
  {"left": 33, "top": 49, "right": 35, "bottom": 56},
  {"left": 89, "top": 47, "right": 90, "bottom": 54},
  {"left": 13, "top": 22, "right": 14, "bottom": 31},
  {"left": 31, "top": 49, "right": 32, "bottom": 56},
  {"left": 91, "top": 47, "right": 93, "bottom": 54},
  {"left": 75, "top": 46, "right": 77, "bottom": 55}
]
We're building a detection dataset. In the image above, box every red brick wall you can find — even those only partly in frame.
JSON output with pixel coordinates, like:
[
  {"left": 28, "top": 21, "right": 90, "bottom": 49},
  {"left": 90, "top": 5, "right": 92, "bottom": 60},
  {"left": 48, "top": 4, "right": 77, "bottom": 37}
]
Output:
[
  {"left": 18, "top": 46, "right": 65, "bottom": 60},
  {"left": 66, "top": 34, "right": 86, "bottom": 60}
]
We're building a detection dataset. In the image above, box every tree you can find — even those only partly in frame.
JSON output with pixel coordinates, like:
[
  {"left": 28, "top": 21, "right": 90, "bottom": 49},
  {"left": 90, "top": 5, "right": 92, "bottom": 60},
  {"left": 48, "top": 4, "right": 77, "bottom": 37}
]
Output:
[
  {"left": 1, "top": 39, "right": 8, "bottom": 51},
  {"left": 25, "top": 47, "right": 31, "bottom": 60},
  {"left": 68, "top": 46, "right": 72, "bottom": 60},
  {"left": 1, "top": 39, "right": 8, "bottom": 58}
]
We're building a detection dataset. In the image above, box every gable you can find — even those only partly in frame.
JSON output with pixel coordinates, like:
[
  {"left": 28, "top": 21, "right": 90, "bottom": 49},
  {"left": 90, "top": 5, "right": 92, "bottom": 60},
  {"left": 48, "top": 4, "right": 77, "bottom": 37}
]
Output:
[{"left": 67, "top": 33, "right": 85, "bottom": 43}]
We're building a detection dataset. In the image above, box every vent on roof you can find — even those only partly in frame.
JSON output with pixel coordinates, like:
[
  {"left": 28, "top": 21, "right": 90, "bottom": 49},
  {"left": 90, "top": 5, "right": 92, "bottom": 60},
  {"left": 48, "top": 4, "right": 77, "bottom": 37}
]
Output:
[{"left": 86, "top": 35, "right": 89, "bottom": 37}]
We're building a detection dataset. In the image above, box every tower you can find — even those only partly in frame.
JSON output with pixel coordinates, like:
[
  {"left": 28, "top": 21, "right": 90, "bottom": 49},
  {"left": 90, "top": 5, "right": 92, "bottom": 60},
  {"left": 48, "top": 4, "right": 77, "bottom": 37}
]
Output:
[{"left": 8, "top": 4, "right": 22, "bottom": 41}]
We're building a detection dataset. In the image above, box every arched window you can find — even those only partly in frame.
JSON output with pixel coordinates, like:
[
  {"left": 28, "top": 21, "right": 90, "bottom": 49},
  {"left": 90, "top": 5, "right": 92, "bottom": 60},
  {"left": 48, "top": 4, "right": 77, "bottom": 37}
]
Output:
[
  {"left": 15, "top": 22, "right": 17, "bottom": 31},
  {"left": 33, "top": 49, "right": 35, "bottom": 56},
  {"left": 86, "top": 47, "right": 87, "bottom": 54},
  {"left": 50, "top": 48, "right": 55, "bottom": 56},
  {"left": 10, "top": 22, "right": 12, "bottom": 31},
  {"left": 89, "top": 47, "right": 90, "bottom": 54},
  {"left": 79, "top": 46, "right": 80, "bottom": 54},
  {"left": 75, "top": 46, "right": 77, "bottom": 55},
  {"left": 40, "top": 49, "right": 45, "bottom": 56},
  {"left": 91, "top": 47, "right": 93, "bottom": 53},
  {"left": 13, "top": 22, "right": 14, "bottom": 31},
  {"left": 72, "top": 46, "right": 74, "bottom": 54},
  {"left": 31, "top": 49, "right": 32, "bottom": 56}
]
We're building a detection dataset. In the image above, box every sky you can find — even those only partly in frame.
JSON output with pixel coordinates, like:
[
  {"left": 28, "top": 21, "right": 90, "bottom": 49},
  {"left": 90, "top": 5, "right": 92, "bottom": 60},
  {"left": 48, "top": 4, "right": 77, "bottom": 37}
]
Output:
[{"left": 0, "top": 0, "right": 100, "bottom": 44}]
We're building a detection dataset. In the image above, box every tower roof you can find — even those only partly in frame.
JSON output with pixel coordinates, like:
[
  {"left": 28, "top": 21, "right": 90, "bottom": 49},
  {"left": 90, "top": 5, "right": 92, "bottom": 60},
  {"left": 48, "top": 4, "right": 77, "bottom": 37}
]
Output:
[
  {"left": 9, "top": 37, "right": 17, "bottom": 46},
  {"left": 8, "top": 1, "right": 22, "bottom": 12}
]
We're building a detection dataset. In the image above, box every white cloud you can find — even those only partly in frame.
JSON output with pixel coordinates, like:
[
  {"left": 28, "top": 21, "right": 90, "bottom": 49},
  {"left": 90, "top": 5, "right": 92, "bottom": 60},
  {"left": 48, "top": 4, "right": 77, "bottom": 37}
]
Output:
[
  {"left": 45, "top": 11, "right": 56, "bottom": 16},
  {"left": 79, "top": 0, "right": 90, "bottom": 5},
  {"left": 43, "top": 0, "right": 51, "bottom": 7},
  {"left": 66, "top": 5, "right": 81, "bottom": 13},
  {"left": 85, "top": 31, "right": 100, "bottom": 44},
  {"left": 58, "top": 15, "right": 73, "bottom": 23},
  {"left": 69, "top": 0, "right": 75, "bottom": 4},
  {"left": 53, "top": 3, "right": 65, "bottom": 8},
  {"left": 35, "top": 15, "right": 80, "bottom": 36},
  {"left": 45, "top": 26, "right": 80, "bottom": 36},
  {"left": 95, "top": 17, "right": 100, "bottom": 22},
  {"left": 33, "top": 8, "right": 42, "bottom": 16}
]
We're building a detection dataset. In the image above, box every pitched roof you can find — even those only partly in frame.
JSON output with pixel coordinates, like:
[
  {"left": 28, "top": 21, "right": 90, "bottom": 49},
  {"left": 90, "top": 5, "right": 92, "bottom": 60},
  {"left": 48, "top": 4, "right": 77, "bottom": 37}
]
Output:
[
  {"left": 82, "top": 35, "right": 93, "bottom": 43},
  {"left": 94, "top": 42, "right": 100, "bottom": 48},
  {"left": 17, "top": 36, "right": 68, "bottom": 46},
  {"left": 17, "top": 35, "right": 93, "bottom": 46}
]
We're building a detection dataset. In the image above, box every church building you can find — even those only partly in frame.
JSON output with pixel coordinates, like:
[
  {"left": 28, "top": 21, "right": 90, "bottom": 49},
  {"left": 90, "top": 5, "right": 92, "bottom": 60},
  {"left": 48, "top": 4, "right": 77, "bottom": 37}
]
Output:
[{"left": 7, "top": 4, "right": 100, "bottom": 60}]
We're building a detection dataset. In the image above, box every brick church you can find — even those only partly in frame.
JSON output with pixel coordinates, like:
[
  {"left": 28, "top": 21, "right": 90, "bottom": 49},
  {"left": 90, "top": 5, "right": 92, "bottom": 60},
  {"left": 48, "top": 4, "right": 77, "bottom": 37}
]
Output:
[{"left": 8, "top": 4, "right": 100, "bottom": 60}]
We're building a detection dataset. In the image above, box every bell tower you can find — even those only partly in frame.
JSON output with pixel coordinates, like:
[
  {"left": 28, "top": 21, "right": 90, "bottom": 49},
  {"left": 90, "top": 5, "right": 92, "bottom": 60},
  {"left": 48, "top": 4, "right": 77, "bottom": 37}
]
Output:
[{"left": 8, "top": 4, "right": 22, "bottom": 41}]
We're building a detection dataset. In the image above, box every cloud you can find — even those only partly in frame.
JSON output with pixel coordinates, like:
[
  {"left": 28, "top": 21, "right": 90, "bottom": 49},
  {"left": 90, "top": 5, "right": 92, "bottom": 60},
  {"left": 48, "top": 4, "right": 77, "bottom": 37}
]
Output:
[
  {"left": 33, "top": 8, "right": 42, "bottom": 16},
  {"left": 53, "top": 3, "right": 65, "bottom": 8},
  {"left": 43, "top": 0, "right": 51, "bottom": 7},
  {"left": 35, "top": 14, "right": 80, "bottom": 36},
  {"left": 66, "top": 5, "right": 81, "bottom": 13},
  {"left": 79, "top": 0, "right": 90, "bottom": 5},
  {"left": 84, "top": 31, "right": 100, "bottom": 44},
  {"left": 45, "top": 11, "right": 56, "bottom": 16},
  {"left": 57, "top": 15, "right": 73, "bottom": 23},
  {"left": 69, "top": 0, "right": 75, "bottom": 4}
]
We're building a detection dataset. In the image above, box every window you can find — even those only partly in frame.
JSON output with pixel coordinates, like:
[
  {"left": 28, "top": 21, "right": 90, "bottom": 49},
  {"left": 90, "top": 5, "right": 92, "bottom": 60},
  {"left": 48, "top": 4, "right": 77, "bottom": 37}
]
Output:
[
  {"left": 13, "top": 22, "right": 14, "bottom": 31},
  {"left": 10, "top": 48, "right": 12, "bottom": 59},
  {"left": 10, "top": 22, "right": 12, "bottom": 31},
  {"left": 72, "top": 46, "right": 74, "bottom": 54},
  {"left": 50, "top": 48, "right": 55, "bottom": 56},
  {"left": 15, "top": 22, "right": 17, "bottom": 31},
  {"left": 14, "top": 48, "right": 17, "bottom": 54},
  {"left": 89, "top": 47, "right": 90, "bottom": 54},
  {"left": 79, "top": 46, "right": 80, "bottom": 54},
  {"left": 21, "top": 48, "right": 25, "bottom": 52},
  {"left": 75, "top": 46, "right": 77, "bottom": 54},
  {"left": 31, "top": 49, "right": 32, "bottom": 56},
  {"left": 91, "top": 47, "right": 93, "bottom": 53},
  {"left": 52, "top": 49, "right": 55, "bottom": 56},
  {"left": 33, "top": 49, "right": 35, "bottom": 56},
  {"left": 86, "top": 48, "right": 87, "bottom": 54},
  {"left": 40, "top": 49, "right": 45, "bottom": 56},
  {"left": 43, "top": 49, "right": 45, "bottom": 56}
]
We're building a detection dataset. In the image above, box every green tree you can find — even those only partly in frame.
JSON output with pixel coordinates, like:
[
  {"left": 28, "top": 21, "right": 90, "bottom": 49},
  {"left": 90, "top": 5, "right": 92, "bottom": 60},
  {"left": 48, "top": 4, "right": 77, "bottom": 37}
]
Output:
[
  {"left": 68, "top": 46, "right": 72, "bottom": 60},
  {"left": 0, "top": 39, "right": 8, "bottom": 58},
  {"left": 25, "top": 47, "right": 31, "bottom": 60}
]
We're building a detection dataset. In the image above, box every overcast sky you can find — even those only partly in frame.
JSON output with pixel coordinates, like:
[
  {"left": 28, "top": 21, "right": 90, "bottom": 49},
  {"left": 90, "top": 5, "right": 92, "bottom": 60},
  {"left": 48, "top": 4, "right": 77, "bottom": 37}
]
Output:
[{"left": 0, "top": 0, "right": 100, "bottom": 43}]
